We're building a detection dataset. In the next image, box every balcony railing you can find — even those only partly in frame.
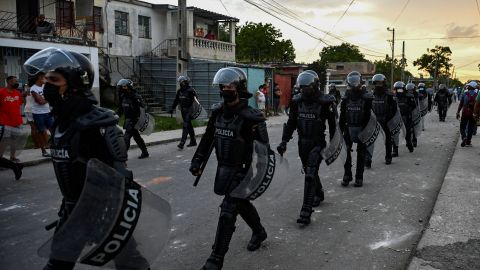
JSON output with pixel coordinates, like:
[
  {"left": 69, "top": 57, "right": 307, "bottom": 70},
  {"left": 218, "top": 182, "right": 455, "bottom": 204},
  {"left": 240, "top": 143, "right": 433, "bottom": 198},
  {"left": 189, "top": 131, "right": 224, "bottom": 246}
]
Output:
[
  {"left": 0, "top": 10, "right": 96, "bottom": 46},
  {"left": 149, "top": 37, "right": 235, "bottom": 61},
  {"left": 192, "top": 38, "right": 233, "bottom": 52}
]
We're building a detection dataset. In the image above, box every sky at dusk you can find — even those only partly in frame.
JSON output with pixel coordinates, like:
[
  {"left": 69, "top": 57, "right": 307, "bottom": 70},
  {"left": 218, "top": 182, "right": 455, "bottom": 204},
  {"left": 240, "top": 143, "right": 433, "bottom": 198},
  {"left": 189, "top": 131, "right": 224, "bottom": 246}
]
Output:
[{"left": 148, "top": 0, "right": 480, "bottom": 81}]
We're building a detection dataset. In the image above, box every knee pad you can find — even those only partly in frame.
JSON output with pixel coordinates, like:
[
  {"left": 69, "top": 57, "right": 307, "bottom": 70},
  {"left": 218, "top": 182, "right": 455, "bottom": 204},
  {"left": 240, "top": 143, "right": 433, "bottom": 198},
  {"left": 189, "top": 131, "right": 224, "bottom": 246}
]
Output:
[{"left": 219, "top": 199, "right": 238, "bottom": 224}]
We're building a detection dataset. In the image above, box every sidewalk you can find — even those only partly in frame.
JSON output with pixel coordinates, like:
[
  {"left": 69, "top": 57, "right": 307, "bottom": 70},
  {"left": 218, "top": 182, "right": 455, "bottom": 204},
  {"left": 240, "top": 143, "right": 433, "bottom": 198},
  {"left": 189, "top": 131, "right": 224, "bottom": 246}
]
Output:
[
  {"left": 13, "top": 114, "right": 288, "bottom": 167},
  {"left": 408, "top": 127, "right": 480, "bottom": 269}
]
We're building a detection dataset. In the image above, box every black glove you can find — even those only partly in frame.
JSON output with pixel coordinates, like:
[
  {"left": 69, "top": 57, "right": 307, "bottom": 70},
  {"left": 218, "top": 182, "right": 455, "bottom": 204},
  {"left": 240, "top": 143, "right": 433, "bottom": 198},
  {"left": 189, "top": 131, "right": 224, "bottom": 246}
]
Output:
[
  {"left": 190, "top": 157, "right": 202, "bottom": 176},
  {"left": 277, "top": 141, "right": 287, "bottom": 156}
]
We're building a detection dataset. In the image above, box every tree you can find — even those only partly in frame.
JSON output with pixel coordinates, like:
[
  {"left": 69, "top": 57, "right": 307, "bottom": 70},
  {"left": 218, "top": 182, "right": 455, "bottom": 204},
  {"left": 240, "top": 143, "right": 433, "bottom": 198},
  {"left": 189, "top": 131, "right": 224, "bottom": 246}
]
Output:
[
  {"left": 308, "top": 43, "right": 367, "bottom": 88},
  {"left": 236, "top": 22, "right": 296, "bottom": 63},
  {"left": 413, "top": 45, "right": 453, "bottom": 79},
  {"left": 374, "top": 55, "right": 413, "bottom": 86}
]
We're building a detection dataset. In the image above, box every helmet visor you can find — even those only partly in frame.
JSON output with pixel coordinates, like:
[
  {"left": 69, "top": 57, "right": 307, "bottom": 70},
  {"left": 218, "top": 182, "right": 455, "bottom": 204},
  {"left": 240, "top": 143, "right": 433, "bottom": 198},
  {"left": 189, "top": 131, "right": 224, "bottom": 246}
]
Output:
[
  {"left": 24, "top": 47, "right": 80, "bottom": 76},
  {"left": 212, "top": 68, "right": 241, "bottom": 86},
  {"left": 347, "top": 75, "right": 361, "bottom": 88}
]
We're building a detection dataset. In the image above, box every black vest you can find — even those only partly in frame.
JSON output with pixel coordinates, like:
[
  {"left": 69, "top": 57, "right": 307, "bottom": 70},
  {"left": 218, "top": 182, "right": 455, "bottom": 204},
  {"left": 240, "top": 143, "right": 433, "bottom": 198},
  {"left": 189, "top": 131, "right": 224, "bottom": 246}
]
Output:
[
  {"left": 297, "top": 100, "right": 326, "bottom": 141},
  {"left": 214, "top": 114, "right": 250, "bottom": 166},
  {"left": 436, "top": 90, "right": 448, "bottom": 104},
  {"left": 346, "top": 98, "right": 366, "bottom": 127},
  {"left": 397, "top": 94, "right": 411, "bottom": 117},
  {"left": 178, "top": 88, "right": 194, "bottom": 109},
  {"left": 372, "top": 94, "right": 387, "bottom": 124}
]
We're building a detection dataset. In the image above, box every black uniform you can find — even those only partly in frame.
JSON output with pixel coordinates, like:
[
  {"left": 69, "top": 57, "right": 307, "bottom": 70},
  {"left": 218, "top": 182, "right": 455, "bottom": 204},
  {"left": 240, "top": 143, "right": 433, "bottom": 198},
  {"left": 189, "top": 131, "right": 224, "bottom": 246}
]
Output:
[
  {"left": 396, "top": 91, "right": 416, "bottom": 151},
  {"left": 118, "top": 90, "right": 149, "bottom": 157},
  {"left": 191, "top": 100, "right": 269, "bottom": 270},
  {"left": 172, "top": 85, "right": 197, "bottom": 147},
  {"left": 371, "top": 88, "right": 397, "bottom": 163},
  {"left": 280, "top": 92, "right": 336, "bottom": 224},
  {"left": 410, "top": 89, "right": 420, "bottom": 147},
  {"left": 434, "top": 88, "right": 451, "bottom": 121},
  {"left": 339, "top": 89, "right": 374, "bottom": 187},
  {"left": 328, "top": 87, "right": 342, "bottom": 105}
]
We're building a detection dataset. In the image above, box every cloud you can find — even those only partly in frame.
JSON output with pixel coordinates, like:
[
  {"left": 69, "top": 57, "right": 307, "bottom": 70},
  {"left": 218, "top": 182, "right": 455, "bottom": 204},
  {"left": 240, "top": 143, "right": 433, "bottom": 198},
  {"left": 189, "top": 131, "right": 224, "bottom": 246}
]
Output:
[{"left": 445, "top": 23, "right": 478, "bottom": 37}]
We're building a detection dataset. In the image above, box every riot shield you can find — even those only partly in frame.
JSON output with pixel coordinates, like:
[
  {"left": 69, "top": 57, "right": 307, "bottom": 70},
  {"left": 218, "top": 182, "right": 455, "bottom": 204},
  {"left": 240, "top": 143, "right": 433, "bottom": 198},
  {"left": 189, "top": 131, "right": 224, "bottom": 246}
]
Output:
[
  {"left": 38, "top": 159, "right": 171, "bottom": 269},
  {"left": 412, "top": 106, "right": 422, "bottom": 138},
  {"left": 321, "top": 124, "right": 347, "bottom": 166},
  {"left": 0, "top": 125, "right": 29, "bottom": 157},
  {"left": 230, "top": 141, "right": 276, "bottom": 200},
  {"left": 419, "top": 98, "right": 428, "bottom": 117},
  {"left": 134, "top": 108, "right": 155, "bottom": 136},
  {"left": 388, "top": 108, "right": 406, "bottom": 147},
  {"left": 190, "top": 97, "right": 207, "bottom": 120},
  {"left": 358, "top": 111, "right": 384, "bottom": 159}
]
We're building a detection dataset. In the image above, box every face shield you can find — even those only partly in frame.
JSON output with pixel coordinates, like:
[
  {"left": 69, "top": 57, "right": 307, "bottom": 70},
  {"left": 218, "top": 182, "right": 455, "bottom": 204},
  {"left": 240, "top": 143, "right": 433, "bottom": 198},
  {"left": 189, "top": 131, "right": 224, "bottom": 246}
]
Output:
[
  {"left": 347, "top": 75, "right": 362, "bottom": 89},
  {"left": 23, "top": 47, "right": 81, "bottom": 76}
]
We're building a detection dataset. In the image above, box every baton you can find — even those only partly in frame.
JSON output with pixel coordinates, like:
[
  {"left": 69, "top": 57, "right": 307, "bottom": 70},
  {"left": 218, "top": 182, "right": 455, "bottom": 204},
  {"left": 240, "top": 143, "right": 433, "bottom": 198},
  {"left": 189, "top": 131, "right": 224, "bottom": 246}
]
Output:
[
  {"left": 45, "top": 220, "right": 58, "bottom": 231},
  {"left": 193, "top": 142, "right": 214, "bottom": 187}
]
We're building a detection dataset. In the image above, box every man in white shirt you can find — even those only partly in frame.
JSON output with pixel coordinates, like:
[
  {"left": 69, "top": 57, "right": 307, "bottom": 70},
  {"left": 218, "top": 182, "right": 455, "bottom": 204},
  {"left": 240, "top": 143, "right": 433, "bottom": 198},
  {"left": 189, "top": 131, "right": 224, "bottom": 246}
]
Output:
[
  {"left": 256, "top": 85, "right": 266, "bottom": 117},
  {"left": 30, "top": 72, "right": 53, "bottom": 157}
]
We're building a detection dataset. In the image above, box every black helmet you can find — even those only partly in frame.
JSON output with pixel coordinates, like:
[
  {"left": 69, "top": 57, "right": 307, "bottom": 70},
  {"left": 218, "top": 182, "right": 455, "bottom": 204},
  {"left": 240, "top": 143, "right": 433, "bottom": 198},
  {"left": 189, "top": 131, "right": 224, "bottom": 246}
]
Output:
[
  {"left": 405, "top": 83, "right": 416, "bottom": 92},
  {"left": 23, "top": 47, "right": 94, "bottom": 92},
  {"left": 213, "top": 67, "right": 249, "bottom": 96},
  {"left": 438, "top": 84, "right": 447, "bottom": 90},
  {"left": 372, "top": 74, "right": 387, "bottom": 87},
  {"left": 346, "top": 71, "right": 362, "bottom": 89},
  {"left": 393, "top": 81, "right": 405, "bottom": 92},
  {"left": 417, "top": 82, "right": 426, "bottom": 90},
  {"left": 116, "top": 79, "right": 134, "bottom": 91},
  {"left": 328, "top": 83, "right": 336, "bottom": 90},
  {"left": 296, "top": 70, "right": 319, "bottom": 97}
]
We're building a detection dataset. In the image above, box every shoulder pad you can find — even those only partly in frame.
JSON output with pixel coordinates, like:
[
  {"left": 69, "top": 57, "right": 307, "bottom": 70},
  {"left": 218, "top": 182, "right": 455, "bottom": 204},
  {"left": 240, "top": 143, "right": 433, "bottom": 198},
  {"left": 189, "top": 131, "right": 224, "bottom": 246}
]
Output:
[
  {"left": 292, "top": 93, "right": 302, "bottom": 102},
  {"left": 75, "top": 106, "right": 119, "bottom": 130},
  {"left": 362, "top": 92, "right": 374, "bottom": 100},
  {"left": 239, "top": 106, "right": 266, "bottom": 123},
  {"left": 210, "top": 102, "right": 224, "bottom": 113},
  {"left": 319, "top": 94, "right": 335, "bottom": 104}
]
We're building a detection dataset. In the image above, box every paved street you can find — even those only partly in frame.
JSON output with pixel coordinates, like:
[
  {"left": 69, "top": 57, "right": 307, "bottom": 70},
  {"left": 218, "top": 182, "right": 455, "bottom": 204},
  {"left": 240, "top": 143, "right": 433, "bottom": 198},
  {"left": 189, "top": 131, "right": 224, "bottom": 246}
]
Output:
[{"left": 0, "top": 107, "right": 460, "bottom": 270}]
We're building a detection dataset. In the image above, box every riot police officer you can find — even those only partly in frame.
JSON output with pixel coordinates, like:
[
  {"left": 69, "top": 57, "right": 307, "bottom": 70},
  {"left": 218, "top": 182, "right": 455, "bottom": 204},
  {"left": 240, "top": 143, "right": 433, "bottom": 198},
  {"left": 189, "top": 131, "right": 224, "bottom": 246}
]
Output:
[
  {"left": 171, "top": 75, "right": 197, "bottom": 149},
  {"left": 23, "top": 48, "right": 153, "bottom": 270},
  {"left": 190, "top": 67, "right": 270, "bottom": 270},
  {"left": 277, "top": 70, "right": 337, "bottom": 225},
  {"left": 417, "top": 82, "right": 430, "bottom": 130},
  {"left": 394, "top": 81, "right": 416, "bottom": 153},
  {"left": 434, "top": 84, "right": 451, "bottom": 121},
  {"left": 371, "top": 74, "right": 397, "bottom": 165},
  {"left": 328, "top": 83, "right": 341, "bottom": 105},
  {"left": 405, "top": 83, "right": 419, "bottom": 147},
  {"left": 339, "top": 71, "right": 374, "bottom": 187},
  {"left": 117, "top": 79, "right": 149, "bottom": 159}
]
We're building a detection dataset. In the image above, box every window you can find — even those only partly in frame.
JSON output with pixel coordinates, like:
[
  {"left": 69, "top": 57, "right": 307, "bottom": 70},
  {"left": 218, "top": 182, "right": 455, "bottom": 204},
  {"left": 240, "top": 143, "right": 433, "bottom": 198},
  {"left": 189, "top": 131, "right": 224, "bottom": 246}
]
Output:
[
  {"left": 138, "top": 15, "right": 151, "bottom": 39},
  {"left": 56, "top": 0, "right": 74, "bottom": 27},
  {"left": 115, "top": 11, "right": 129, "bottom": 35},
  {"left": 87, "top": 6, "right": 103, "bottom": 32}
]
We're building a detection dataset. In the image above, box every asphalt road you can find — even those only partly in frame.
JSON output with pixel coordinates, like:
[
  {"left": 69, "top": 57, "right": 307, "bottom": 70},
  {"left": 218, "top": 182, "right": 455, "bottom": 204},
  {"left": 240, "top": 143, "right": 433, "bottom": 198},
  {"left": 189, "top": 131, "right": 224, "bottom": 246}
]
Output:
[{"left": 0, "top": 109, "right": 459, "bottom": 270}]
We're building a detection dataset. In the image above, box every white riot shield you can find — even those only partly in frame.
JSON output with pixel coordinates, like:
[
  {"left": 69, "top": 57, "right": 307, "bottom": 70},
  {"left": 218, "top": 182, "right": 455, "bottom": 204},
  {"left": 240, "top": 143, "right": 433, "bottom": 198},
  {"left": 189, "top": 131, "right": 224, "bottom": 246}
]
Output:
[
  {"left": 38, "top": 159, "right": 171, "bottom": 269},
  {"left": 230, "top": 141, "right": 276, "bottom": 200},
  {"left": 190, "top": 97, "right": 207, "bottom": 120},
  {"left": 388, "top": 108, "right": 406, "bottom": 147},
  {"left": 134, "top": 108, "right": 155, "bottom": 136},
  {"left": 358, "top": 111, "right": 384, "bottom": 159},
  {"left": 419, "top": 98, "right": 428, "bottom": 117},
  {"left": 0, "top": 125, "right": 29, "bottom": 157},
  {"left": 412, "top": 106, "right": 422, "bottom": 138}
]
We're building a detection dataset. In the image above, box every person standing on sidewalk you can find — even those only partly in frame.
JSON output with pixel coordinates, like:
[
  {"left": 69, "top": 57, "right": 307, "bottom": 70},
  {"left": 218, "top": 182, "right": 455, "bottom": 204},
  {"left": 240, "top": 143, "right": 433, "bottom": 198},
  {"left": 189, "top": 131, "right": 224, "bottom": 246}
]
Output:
[
  {"left": 457, "top": 81, "right": 478, "bottom": 147},
  {"left": 23, "top": 82, "right": 42, "bottom": 151},
  {"left": 190, "top": 67, "right": 270, "bottom": 270},
  {"left": 0, "top": 76, "right": 24, "bottom": 180},
  {"left": 277, "top": 70, "right": 337, "bottom": 225},
  {"left": 255, "top": 84, "right": 266, "bottom": 117},
  {"left": 117, "top": 79, "right": 149, "bottom": 159},
  {"left": 30, "top": 72, "right": 53, "bottom": 157},
  {"left": 170, "top": 75, "right": 197, "bottom": 149},
  {"left": 273, "top": 83, "right": 282, "bottom": 115}
]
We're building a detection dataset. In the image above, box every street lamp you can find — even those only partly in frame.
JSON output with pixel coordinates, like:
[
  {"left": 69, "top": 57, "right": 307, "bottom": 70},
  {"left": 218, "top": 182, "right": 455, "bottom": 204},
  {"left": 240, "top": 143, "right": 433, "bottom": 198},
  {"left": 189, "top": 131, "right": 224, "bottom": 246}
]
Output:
[
  {"left": 325, "top": 68, "right": 336, "bottom": 94},
  {"left": 387, "top": 27, "right": 395, "bottom": 89}
]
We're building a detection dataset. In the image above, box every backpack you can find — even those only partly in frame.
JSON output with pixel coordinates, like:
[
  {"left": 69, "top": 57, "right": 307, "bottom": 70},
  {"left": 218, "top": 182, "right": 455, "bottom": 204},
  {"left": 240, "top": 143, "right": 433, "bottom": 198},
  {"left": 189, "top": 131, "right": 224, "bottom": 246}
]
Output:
[{"left": 462, "top": 91, "right": 477, "bottom": 117}]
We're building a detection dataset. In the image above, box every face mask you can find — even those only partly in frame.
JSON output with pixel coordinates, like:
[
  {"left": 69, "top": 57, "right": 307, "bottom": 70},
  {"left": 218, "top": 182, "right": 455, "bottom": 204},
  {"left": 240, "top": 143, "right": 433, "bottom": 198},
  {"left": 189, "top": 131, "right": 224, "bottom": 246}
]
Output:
[
  {"left": 43, "top": 82, "right": 61, "bottom": 107},
  {"left": 374, "top": 86, "right": 384, "bottom": 92},
  {"left": 221, "top": 90, "right": 238, "bottom": 103},
  {"left": 12, "top": 83, "right": 19, "bottom": 89}
]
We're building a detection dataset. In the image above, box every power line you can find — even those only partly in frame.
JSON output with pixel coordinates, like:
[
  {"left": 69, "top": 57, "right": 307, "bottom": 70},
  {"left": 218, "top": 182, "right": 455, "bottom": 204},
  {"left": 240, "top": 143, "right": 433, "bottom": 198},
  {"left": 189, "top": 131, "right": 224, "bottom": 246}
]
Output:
[
  {"left": 476, "top": 0, "right": 480, "bottom": 18},
  {"left": 398, "top": 35, "right": 480, "bottom": 41},
  {"left": 218, "top": 0, "right": 231, "bottom": 16},
  {"left": 392, "top": 0, "right": 411, "bottom": 25},
  {"left": 456, "top": 59, "right": 480, "bottom": 69}
]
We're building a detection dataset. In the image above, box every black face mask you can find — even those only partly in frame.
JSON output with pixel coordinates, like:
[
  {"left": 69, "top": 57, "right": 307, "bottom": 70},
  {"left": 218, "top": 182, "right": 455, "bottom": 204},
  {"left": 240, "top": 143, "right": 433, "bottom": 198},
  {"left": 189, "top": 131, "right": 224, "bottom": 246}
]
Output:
[
  {"left": 221, "top": 90, "right": 238, "bottom": 103},
  {"left": 374, "top": 86, "right": 384, "bottom": 92},
  {"left": 43, "top": 82, "right": 62, "bottom": 109},
  {"left": 11, "top": 83, "right": 19, "bottom": 89}
]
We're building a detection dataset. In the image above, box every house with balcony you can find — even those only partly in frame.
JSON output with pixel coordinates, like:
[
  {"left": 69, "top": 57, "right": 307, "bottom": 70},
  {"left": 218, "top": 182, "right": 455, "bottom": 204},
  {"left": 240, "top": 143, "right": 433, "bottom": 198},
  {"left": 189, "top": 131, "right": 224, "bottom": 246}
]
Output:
[{"left": 0, "top": 0, "right": 100, "bottom": 100}]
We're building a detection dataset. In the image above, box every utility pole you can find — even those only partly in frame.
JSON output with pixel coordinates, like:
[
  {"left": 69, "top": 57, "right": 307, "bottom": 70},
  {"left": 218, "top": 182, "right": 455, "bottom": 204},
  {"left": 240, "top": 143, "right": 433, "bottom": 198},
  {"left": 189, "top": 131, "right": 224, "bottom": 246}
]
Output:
[
  {"left": 387, "top": 27, "right": 395, "bottom": 88},
  {"left": 401, "top": 41, "right": 405, "bottom": 82},
  {"left": 434, "top": 55, "right": 440, "bottom": 90},
  {"left": 177, "top": 0, "right": 188, "bottom": 79}
]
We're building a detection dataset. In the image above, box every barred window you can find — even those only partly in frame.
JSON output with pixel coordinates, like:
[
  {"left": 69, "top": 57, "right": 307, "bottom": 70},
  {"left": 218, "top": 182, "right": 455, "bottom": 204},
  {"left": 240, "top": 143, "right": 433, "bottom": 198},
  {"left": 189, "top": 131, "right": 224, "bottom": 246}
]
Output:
[
  {"left": 87, "top": 6, "right": 103, "bottom": 32},
  {"left": 115, "top": 11, "right": 129, "bottom": 35},
  {"left": 56, "top": 0, "right": 74, "bottom": 27},
  {"left": 138, "top": 15, "right": 151, "bottom": 39}
]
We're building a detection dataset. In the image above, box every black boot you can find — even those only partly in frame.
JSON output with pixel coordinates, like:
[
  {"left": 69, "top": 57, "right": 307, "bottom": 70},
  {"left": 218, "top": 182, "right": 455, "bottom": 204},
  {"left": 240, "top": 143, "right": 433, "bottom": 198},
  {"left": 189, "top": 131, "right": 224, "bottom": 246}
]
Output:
[
  {"left": 392, "top": 147, "right": 399, "bottom": 157},
  {"left": 14, "top": 163, "right": 23, "bottom": 180},
  {"left": 177, "top": 142, "right": 185, "bottom": 149},
  {"left": 297, "top": 177, "right": 315, "bottom": 225},
  {"left": 407, "top": 144, "right": 414, "bottom": 152},
  {"left": 354, "top": 176, "right": 363, "bottom": 187},
  {"left": 461, "top": 138, "right": 466, "bottom": 147},
  {"left": 297, "top": 207, "right": 313, "bottom": 225},
  {"left": 200, "top": 254, "right": 223, "bottom": 270},
  {"left": 365, "top": 160, "right": 372, "bottom": 169},
  {"left": 187, "top": 139, "right": 197, "bottom": 147},
  {"left": 138, "top": 152, "right": 149, "bottom": 159},
  {"left": 385, "top": 157, "right": 392, "bottom": 165},
  {"left": 313, "top": 176, "right": 324, "bottom": 207},
  {"left": 247, "top": 228, "right": 267, "bottom": 251},
  {"left": 0, "top": 157, "right": 23, "bottom": 181},
  {"left": 341, "top": 172, "right": 352, "bottom": 187}
]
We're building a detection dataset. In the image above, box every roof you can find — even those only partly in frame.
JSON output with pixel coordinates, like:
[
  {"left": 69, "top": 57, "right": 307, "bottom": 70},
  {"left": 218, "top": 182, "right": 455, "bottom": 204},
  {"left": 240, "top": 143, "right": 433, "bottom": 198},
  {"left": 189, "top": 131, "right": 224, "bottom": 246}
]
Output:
[{"left": 156, "top": 4, "right": 239, "bottom": 22}]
